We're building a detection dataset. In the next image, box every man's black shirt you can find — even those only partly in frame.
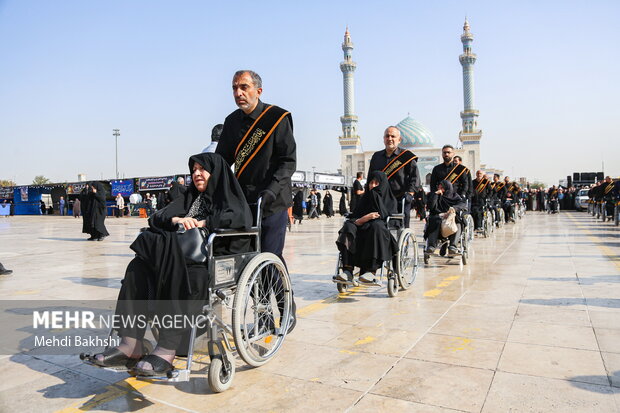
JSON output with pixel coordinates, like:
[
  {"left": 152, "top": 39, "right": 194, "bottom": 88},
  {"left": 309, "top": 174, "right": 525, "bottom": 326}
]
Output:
[
  {"left": 471, "top": 178, "right": 490, "bottom": 206},
  {"left": 430, "top": 161, "right": 470, "bottom": 197},
  {"left": 367, "top": 147, "right": 421, "bottom": 198},
  {"left": 216, "top": 100, "right": 296, "bottom": 217}
]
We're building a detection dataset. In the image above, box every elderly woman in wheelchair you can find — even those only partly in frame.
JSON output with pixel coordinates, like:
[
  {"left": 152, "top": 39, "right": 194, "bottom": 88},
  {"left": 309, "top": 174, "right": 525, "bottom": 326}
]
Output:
[
  {"left": 335, "top": 171, "right": 398, "bottom": 285},
  {"left": 82, "top": 153, "right": 294, "bottom": 393},
  {"left": 424, "top": 180, "right": 468, "bottom": 259}
]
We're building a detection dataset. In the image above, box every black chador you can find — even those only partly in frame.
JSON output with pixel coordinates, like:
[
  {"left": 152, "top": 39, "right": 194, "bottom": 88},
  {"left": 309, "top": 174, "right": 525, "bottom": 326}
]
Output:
[
  {"left": 322, "top": 192, "right": 334, "bottom": 217},
  {"left": 216, "top": 100, "right": 295, "bottom": 218},
  {"left": 89, "top": 182, "right": 109, "bottom": 240},
  {"left": 115, "top": 153, "right": 253, "bottom": 351},
  {"left": 339, "top": 192, "right": 348, "bottom": 216},
  {"left": 167, "top": 181, "right": 187, "bottom": 204},
  {"left": 430, "top": 162, "right": 470, "bottom": 198},
  {"left": 336, "top": 171, "right": 397, "bottom": 273},
  {"left": 80, "top": 184, "right": 92, "bottom": 235}
]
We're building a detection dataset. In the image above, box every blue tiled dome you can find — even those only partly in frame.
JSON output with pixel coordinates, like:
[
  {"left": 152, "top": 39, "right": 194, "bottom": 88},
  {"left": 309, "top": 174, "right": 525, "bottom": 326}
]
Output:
[{"left": 396, "top": 116, "right": 434, "bottom": 148}]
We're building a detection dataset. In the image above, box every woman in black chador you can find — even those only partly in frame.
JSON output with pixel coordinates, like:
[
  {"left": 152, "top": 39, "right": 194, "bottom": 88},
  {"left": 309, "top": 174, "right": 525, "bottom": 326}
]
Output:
[
  {"left": 335, "top": 171, "right": 397, "bottom": 284},
  {"left": 322, "top": 190, "right": 334, "bottom": 217},
  {"left": 88, "top": 153, "right": 252, "bottom": 376},
  {"left": 339, "top": 191, "right": 348, "bottom": 216},
  {"left": 88, "top": 182, "right": 110, "bottom": 241},
  {"left": 292, "top": 190, "right": 304, "bottom": 224},
  {"left": 424, "top": 180, "right": 467, "bottom": 255}
]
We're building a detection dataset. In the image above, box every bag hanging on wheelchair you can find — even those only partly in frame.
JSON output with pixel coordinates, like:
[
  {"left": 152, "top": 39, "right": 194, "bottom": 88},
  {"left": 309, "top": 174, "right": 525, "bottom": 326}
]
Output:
[
  {"left": 176, "top": 226, "right": 210, "bottom": 264},
  {"left": 441, "top": 207, "right": 458, "bottom": 237}
]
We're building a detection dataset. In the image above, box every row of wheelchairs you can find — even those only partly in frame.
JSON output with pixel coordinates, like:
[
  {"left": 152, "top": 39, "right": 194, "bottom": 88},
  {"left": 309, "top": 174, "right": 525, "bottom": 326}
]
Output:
[
  {"left": 82, "top": 198, "right": 295, "bottom": 393},
  {"left": 587, "top": 199, "right": 620, "bottom": 226}
]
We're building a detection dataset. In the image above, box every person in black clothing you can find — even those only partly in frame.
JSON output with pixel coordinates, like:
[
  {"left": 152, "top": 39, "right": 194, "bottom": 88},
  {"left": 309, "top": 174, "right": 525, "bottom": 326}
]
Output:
[
  {"left": 292, "top": 190, "right": 304, "bottom": 224},
  {"left": 490, "top": 174, "right": 506, "bottom": 223},
  {"left": 367, "top": 126, "right": 421, "bottom": 228},
  {"left": 453, "top": 156, "right": 473, "bottom": 211},
  {"left": 323, "top": 190, "right": 334, "bottom": 217},
  {"left": 215, "top": 70, "right": 297, "bottom": 329},
  {"left": 430, "top": 145, "right": 470, "bottom": 198},
  {"left": 502, "top": 176, "right": 516, "bottom": 221},
  {"left": 602, "top": 176, "right": 616, "bottom": 219},
  {"left": 424, "top": 180, "right": 467, "bottom": 255},
  {"left": 88, "top": 182, "right": 110, "bottom": 241},
  {"left": 413, "top": 189, "right": 427, "bottom": 222},
  {"left": 339, "top": 191, "right": 348, "bottom": 216},
  {"left": 88, "top": 153, "right": 253, "bottom": 376},
  {"left": 350, "top": 172, "right": 365, "bottom": 212},
  {"left": 336, "top": 171, "right": 397, "bottom": 284},
  {"left": 167, "top": 177, "right": 187, "bottom": 204},
  {"left": 471, "top": 170, "right": 491, "bottom": 230}
]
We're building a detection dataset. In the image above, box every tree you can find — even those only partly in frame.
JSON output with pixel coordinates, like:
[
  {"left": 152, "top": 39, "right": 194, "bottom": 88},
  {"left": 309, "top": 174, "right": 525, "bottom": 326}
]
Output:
[
  {"left": 32, "top": 176, "right": 51, "bottom": 185},
  {"left": 529, "top": 181, "right": 546, "bottom": 190},
  {"left": 0, "top": 180, "right": 16, "bottom": 187}
]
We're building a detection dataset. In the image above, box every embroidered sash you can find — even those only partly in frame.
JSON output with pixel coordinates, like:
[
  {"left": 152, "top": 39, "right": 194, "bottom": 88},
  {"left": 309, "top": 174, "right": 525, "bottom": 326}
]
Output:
[
  {"left": 234, "top": 105, "right": 290, "bottom": 179},
  {"left": 444, "top": 164, "right": 469, "bottom": 184},
  {"left": 382, "top": 150, "right": 417, "bottom": 180},
  {"left": 475, "top": 178, "right": 490, "bottom": 193},
  {"left": 604, "top": 181, "right": 615, "bottom": 194}
]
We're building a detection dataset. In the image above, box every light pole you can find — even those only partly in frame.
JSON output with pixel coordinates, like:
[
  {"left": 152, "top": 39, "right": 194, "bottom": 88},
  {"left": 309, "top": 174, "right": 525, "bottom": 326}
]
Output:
[{"left": 113, "top": 129, "right": 120, "bottom": 179}]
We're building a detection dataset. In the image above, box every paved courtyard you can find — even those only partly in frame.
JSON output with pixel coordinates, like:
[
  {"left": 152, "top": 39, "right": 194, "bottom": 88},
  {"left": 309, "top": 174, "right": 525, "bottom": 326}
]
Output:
[{"left": 0, "top": 211, "right": 619, "bottom": 412}]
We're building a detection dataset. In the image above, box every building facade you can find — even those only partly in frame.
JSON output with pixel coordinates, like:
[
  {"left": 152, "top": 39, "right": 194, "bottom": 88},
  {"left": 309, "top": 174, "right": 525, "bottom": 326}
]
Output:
[{"left": 338, "top": 21, "right": 500, "bottom": 186}]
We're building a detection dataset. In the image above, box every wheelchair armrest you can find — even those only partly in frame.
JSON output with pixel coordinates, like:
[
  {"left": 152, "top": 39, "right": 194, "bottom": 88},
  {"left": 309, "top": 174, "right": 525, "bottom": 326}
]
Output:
[{"left": 213, "top": 228, "right": 259, "bottom": 235}]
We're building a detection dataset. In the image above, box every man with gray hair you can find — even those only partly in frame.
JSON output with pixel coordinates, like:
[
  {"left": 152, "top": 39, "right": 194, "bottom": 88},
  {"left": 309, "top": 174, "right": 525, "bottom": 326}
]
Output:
[{"left": 216, "top": 70, "right": 297, "bottom": 331}]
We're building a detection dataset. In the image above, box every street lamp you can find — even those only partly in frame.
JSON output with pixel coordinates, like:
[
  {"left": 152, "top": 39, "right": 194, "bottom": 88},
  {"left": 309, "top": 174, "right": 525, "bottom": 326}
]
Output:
[{"left": 113, "top": 129, "right": 120, "bottom": 179}]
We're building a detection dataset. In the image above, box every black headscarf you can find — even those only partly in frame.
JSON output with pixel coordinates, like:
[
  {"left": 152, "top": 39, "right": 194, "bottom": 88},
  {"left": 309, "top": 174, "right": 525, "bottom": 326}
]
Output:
[
  {"left": 150, "top": 152, "right": 252, "bottom": 232},
  {"left": 351, "top": 171, "right": 397, "bottom": 220}
]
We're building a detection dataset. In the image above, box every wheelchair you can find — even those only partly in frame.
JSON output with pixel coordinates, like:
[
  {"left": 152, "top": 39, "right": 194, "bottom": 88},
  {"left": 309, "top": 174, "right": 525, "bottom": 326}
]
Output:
[
  {"left": 423, "top": 209, "right": 470, "bottom": 266},
  {"left": 332, "top": 199, "right": 420, "bottom": 298},
  {"left": 516, "top": 199, "right": 525, "bottom": 219},
  {"left": 81, "top": 198, "right": 294, "bottom": 393},
  {"left": 547, "top": 199, "right": 559, "bottom": 214},
  {"left": 480, "top": 201, "right": 495, "bottom": 238}
]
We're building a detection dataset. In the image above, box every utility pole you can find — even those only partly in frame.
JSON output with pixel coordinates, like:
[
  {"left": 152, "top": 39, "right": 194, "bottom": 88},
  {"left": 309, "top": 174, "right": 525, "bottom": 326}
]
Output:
[{"left": 113, "top": 129, "right": 120, "bottom": 179}]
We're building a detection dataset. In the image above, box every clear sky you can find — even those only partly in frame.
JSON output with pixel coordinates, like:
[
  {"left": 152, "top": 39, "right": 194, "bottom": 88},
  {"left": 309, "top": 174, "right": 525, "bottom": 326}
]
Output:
[{"left": 0, "top": 0, "right": 618, "bottom": 186}]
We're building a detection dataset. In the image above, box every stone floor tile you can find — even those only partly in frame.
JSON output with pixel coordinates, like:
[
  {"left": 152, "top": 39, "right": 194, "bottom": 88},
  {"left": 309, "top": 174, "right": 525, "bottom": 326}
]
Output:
[
  {"left": 594, "top": 328, "right": 620, "bottom": 354},
  {"left": 515, "top": 305, "right": 591, "bottom": 326},
  {"left": 326, "top": 325, "right": 426, "bottom": 357},
  {"left": 601, "top": 352, "right": 620, "bottom": 388},
  {"left": 507, "top": 321, "right": 599, "bottom": 350},
  {"left": 430, "top": 316, "right": 513, "bottom": 341},
  {"left": 498, "top": 342, "right": 608, "bottom": 385},
  {"left": 482, "top": 371, "right": 619, "bottom": 413},
  {"left": 371, "top": 358, "right": 494, "bottom": 412},
  {"left": 406, "top": 333, "right": 504, "bottom": 370},
  {"left": 351, "top": 393, "right": 459, "bottom": 412}
]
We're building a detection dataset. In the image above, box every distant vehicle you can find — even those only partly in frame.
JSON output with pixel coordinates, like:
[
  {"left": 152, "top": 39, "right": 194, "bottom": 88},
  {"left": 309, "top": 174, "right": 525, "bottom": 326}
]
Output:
[{"left": 575, "top": 189, "right": 589, "bottom": 211}]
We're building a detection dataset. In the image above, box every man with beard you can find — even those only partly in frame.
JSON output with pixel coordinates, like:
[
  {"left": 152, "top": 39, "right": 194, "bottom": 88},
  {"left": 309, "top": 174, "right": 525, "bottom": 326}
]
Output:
[
  {"left": 430, "top": 145, "right": 470, "bottom": 198},
  {"left": 453, "top": 155, "right": 473, "bottom": 210},
  {"left": 471, "top": 170, "right": 491, "bottom": 230},
  {"left": 367, "top": 126, "right": 421, "bottom": 227},
  {"left": 216, "top": 70, "right": 297, "bottom": 330}
]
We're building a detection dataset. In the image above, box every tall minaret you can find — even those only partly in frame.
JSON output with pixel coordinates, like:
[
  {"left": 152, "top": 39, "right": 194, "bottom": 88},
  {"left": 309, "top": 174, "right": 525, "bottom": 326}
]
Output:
[
  {"left": 339, "top": 27, "right": 362, "bottom": 178},
  {"left": 458, "top": 18, "right": 482, "bottom": 171}
]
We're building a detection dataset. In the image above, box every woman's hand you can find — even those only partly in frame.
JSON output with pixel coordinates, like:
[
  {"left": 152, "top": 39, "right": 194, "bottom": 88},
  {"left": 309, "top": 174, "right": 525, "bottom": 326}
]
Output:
[
  {"left": 172, "top": 217, "right": 207, "bottom": 230},
  {"left": 354, "top": 212, "right": 380, "bottom": 226},
  {"left": 435, "top": 188, "right": 443, "bottom": 195}
]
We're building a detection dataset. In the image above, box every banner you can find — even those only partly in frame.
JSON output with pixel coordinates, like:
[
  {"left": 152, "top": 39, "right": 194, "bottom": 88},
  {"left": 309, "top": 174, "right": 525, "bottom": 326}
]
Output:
[
  {"left": 291, "top": 171, "right": 306, "bottom": 182},
  {"left": 314, "top": 173, "right": 345, "bottom": 185},
  {"left": 111, "top": 180, "right": 134, "bottom": 197},
  {"left": 20, "top": 187, "right": 28, "bottom": 202},
  {"left": 138, "top": 176, "right": 174, "bottom": 191},
  {"left": 0, "top": 187, "right": 13, "bottom": 199},
  {"left": 66, "top": 183, "right": 87, "bottom": 195}
]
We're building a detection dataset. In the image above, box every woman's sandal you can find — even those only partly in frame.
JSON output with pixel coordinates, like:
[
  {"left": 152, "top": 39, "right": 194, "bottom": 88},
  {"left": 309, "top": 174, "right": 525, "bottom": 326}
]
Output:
[
  {"left": 85, "top": 347, "right": 140, "bottom": 369},
  {"left": 131, "top": 354, "right": 174, "bottom": 377}
]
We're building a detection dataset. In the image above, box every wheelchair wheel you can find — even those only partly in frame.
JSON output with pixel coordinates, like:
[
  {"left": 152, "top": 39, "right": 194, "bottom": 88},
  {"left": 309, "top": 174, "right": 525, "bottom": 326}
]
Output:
[
  {"left": 232, "top": 253, "right": 292, "bottom": 367},
  {"left": 396, "top": 228, "right": 418, "bottom": 290},
  {"left": 208, "top": 353, "right": 235, "bottom": 393},
  {"left": 465, "top": 215, "right": 475, "bottom": 242},
  {"left": 337, "top": 282, "right": 349, "bottom": 294},
  {"left": 387, "top": 277, "right": 398, "bottom": 297},
  {"left": 462, "top": 250, "right": 468, "bottom": 265}
]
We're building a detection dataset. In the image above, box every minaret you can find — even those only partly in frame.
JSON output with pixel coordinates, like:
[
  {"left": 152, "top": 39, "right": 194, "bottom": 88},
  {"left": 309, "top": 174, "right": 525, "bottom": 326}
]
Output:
[
  {"left": 339, "top": 27, "right": 362, "bottom": 178},
  {"left": 458, "top": 18, "right": 482, "bottom": 171}
]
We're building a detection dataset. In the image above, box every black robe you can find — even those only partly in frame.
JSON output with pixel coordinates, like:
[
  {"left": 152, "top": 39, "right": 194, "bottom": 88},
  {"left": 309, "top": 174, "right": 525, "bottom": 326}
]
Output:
[
  {"left": 323, "top": 193, "right": 334, "bottom": 217},
  {"left": 167, "top": 181, "right": 187, "bottom": 203},
  {"left": 336, "top": 171, "right": 397, "bottom": 272},
  {"left": 81, "top": 186, "right": 92, "bottom": 234},
  {"left": 89, "top": 182, "right": 109, "bottom": 237},
  {"left": 424, "top": 180, "right": 467, "bottom": 240},
  {"left": 292, "top": 191, "right": 304, "bottom": 219},
  {"left": 339, "top": 193, "right": 348, "bottom": 216}
]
